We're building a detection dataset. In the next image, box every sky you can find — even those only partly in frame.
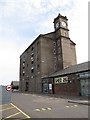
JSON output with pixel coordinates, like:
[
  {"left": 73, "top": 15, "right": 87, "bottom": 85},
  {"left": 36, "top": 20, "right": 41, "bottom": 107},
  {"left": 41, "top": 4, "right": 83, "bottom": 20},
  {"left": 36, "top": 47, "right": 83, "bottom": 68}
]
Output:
[{"left": 0, "top": 0, "right": 89, "bottom": 85}]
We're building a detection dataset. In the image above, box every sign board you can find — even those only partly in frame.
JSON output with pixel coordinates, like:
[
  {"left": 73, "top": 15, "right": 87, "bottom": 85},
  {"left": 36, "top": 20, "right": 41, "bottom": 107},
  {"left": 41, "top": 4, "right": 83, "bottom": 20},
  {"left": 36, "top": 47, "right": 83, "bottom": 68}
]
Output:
[
  {"left": 6, "top": 85, "right": 12, "bottom": 91},
  {"left": 54, "top": 76, "right": 68, "bottom": 84},
  {"left": 49, "top": 84, "right": 52, "bottom": 90}
]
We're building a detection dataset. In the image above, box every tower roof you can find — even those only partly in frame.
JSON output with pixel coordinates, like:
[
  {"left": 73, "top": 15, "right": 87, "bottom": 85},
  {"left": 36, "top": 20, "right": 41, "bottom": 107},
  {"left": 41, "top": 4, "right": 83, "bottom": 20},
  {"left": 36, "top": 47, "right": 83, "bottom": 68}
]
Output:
[{"left": 53, "top": 13, "right": 68, "bottom": 23}]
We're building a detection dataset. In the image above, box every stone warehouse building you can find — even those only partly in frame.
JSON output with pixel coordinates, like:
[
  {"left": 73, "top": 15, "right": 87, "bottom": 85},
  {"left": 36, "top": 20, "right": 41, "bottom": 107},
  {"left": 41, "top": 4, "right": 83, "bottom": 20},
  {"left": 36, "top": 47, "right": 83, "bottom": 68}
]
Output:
[{"left": 19, "top": 14, "right": 77, "bottom": 94}]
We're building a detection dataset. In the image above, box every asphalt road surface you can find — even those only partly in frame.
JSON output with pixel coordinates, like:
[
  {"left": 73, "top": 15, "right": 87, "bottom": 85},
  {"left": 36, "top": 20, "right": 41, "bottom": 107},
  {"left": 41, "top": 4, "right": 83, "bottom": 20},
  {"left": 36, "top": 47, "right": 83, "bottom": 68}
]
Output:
[{"left": 1, "top": 92, "right": 89, "bottom": 119}]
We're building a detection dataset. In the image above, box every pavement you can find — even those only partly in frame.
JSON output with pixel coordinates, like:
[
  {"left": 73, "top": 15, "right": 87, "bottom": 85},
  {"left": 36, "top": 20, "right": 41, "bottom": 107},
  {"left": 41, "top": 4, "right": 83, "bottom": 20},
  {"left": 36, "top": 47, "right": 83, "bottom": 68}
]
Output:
[
  {"left": 18, "top": 91, "right": 89, "bottom": 105},
  {"left": 68, "top": 99, "right": 89, "bottom": 105}
]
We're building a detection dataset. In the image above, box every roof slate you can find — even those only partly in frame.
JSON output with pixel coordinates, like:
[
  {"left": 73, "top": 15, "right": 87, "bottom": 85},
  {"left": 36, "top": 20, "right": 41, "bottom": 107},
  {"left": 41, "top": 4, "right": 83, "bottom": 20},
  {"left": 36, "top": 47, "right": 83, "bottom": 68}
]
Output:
[{"left": 49, "top": 61, "right": 90, "bottom": 78}]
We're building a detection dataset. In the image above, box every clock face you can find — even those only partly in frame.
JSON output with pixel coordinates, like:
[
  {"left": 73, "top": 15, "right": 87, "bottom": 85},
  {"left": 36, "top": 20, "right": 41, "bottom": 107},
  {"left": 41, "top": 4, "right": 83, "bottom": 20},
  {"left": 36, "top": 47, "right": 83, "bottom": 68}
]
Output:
[
  {"left": 61, "top": 21, "right": 66, "bottom": 27},
  {"left": 56, "top": 22, "right": 59, "bottom": 28}
]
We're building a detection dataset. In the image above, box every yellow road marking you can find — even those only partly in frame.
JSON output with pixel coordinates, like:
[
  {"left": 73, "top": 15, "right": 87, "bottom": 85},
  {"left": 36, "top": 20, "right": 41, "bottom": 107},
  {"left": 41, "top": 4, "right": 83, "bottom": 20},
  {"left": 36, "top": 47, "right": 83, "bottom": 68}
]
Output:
[
  {"left": 10, "top": 103, "right": 30, "bottom": 118},
  {"left": 6, "top": 112, "right": 21, "bottom": 118},
  {"left": 0, "top": 107, "right": 14, "bottom": 111},
  {"left": 0, "top": 103, "right": 11, "bottom": 107}
]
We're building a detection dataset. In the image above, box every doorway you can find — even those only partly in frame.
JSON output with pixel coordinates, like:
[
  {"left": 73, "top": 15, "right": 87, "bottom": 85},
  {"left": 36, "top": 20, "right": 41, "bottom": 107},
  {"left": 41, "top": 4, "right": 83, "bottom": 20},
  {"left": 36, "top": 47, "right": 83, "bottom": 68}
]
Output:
[
  {"left": 25, "top": 82, "right": 29, "bottom": 91},
  {"left": 80, "top": 79, "right": 89, "bottom": 96},
  {"left": 42, "top": 83, "right": 48, "bottom": 93}
]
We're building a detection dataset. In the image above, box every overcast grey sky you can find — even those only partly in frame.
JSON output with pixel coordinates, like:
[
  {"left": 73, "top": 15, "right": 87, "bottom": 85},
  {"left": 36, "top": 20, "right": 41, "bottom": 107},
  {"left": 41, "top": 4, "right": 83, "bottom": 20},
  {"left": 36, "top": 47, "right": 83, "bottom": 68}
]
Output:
[{"left": 0, "top": 0, "right": 88, "bottom": 85}]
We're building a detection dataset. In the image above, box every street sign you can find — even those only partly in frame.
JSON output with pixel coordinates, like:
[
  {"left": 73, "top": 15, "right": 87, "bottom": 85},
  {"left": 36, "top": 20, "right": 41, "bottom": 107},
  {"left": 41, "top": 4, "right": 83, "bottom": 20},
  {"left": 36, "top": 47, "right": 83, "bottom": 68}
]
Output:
[{"left": 6, "top": 85, "right": 12, "bottom": 91}]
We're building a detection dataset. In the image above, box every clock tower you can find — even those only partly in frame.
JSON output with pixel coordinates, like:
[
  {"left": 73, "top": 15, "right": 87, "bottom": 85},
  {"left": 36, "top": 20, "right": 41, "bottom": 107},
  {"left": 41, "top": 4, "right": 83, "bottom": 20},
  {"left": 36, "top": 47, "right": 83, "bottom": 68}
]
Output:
[{"left": 53, "top": 14, "right": 77, "bottom": 71}]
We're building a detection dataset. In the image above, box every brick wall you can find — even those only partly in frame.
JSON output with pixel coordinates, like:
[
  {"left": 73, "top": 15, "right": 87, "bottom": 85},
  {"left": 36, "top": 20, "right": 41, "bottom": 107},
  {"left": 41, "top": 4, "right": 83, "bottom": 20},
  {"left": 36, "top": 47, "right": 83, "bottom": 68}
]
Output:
[{"left": 54, "top": 74, "right": 79, "bottom": 96}]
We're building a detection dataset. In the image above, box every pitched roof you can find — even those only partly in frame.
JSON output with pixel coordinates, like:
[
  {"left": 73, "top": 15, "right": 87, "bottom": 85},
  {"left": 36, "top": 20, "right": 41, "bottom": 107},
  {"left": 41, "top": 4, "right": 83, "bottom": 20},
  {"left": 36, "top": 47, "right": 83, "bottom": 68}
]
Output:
[
  {"left": 49, "top": 61, "right": 90, "bottom": 78},
  {"left": 11, "top": 81, "right": 19, "bottom": 86}
]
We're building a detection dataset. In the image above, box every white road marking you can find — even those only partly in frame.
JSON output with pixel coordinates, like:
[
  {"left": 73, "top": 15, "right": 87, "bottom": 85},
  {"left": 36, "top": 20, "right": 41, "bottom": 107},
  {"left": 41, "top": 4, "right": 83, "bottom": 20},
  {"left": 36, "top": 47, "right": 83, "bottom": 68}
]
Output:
[
  {"left": 47, "top": 107, "right": 52, "bottom": 110},
  {"left": 41, "top": 108, "right": 46, "bottom": 111},
  {"left": 65, "top": 105, "right": 69, "bottom": 108},
  {"left": 35, "top": 107, "right": 52, "bottom": 112},
  {"left": 35, "top": 109, "right": 40, "bottom": 112},
  {"left": 74, "top": 105, "right": 78, "bottom": 107}
]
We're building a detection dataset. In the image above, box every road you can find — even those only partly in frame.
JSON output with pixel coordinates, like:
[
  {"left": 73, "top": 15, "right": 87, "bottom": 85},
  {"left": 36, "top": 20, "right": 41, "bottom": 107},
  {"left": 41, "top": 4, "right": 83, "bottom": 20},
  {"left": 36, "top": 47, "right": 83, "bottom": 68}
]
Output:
[{"left": 1, "top": 92, "right": 89, "bottom": 119}]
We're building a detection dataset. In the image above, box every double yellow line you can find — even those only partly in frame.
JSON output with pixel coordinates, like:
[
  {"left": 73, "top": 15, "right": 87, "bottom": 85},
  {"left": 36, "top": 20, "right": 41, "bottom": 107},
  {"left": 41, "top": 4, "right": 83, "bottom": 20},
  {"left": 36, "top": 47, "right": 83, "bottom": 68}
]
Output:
[
  {"left": 10, "top": 103, "right": 31, "bottom": 118},
  {"left": 0, "top": 103, "right": 31, "bottom": 118}
]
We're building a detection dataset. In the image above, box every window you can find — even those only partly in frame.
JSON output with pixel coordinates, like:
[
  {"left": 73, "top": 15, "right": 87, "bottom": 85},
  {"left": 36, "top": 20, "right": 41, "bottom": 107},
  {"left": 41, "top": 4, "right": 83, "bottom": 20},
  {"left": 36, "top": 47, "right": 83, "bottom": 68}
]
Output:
[
  {"left": 23, "top": 63, "right": 25, "bottom": 66},
  {"left": 31, "top": 76, "right": 33, "bottom": 78},
  {"left": 64, "top": 32, "right": 67, "bottom": 36},
  {"left": 31, "top": 46, "right": 34, "bottom": 51},
  {"left": 53, "top": 42, "right": 56, "bottom": 47},
  {"left": 37, "top": 56, "right": 39, "bottom": 61},
  {"left": 31, "top": 60, "right": 34, "bottom": 64},
  {"left": 37, "top": 64, "right": 40, "bottom": 69},
  {"left": 58, "top": 47, "right": 61, "bottom": 53},
  {"left": 23, "top": 60, "right": 25, "bottom": 68},
  {"left": 53, "top": 49, "right": 56, "bottom": 54},
  {"left": 54, "top": 57, "right": 57, "bottom": 62},
  {"left": 23, "top": 66, "right": 25, "bottom": 69},
  {"left": 26, "top": 76, "right": 29, "bottom": 81},
  {"left": 23, "top": 60, "right": 25, "bottom": 63},
  {"left": 57, "top": 40, "right": 60, "bottom": 46},
  {"left": 31, "top": 67, "right": 34, "bottom": 73},
  {"left": 23, "top": 73, "right": 25, "bottom": 76},
  {"left": 31, "top": 69, "right": 34, "bottom": 73},
  {"left": 58, "top": 55, "right": 61, "bottom": 60},
  {"left": 23, "top": 71, "right": 25, "bottom": 76},
  {"left": 31, "top": 53, "right": 34, "bottom": 57},
  {"left": 37, "top": 41, "right": 39, "bottom": 45},
  {"left": 38, "top": 72, "right": 40, "bottom": 74},
  {"left": 54, "top": 64, "right": 57, "bottom": 70},
  {"left": 31, "top": 57, "right": 34, "bottom": 60}
]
